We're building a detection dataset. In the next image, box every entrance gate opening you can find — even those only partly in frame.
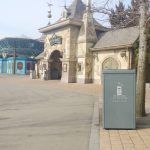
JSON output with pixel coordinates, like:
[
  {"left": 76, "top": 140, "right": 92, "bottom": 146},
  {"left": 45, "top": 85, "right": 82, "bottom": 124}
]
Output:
[{"left": 50, "top": 50, "right": 62, "bottom": 80}]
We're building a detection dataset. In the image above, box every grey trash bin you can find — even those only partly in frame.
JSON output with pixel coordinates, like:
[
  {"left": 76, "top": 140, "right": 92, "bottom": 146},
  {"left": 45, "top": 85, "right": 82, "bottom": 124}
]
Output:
[{"left": 102, "top": 70, "right": 136, "bottom": 129}]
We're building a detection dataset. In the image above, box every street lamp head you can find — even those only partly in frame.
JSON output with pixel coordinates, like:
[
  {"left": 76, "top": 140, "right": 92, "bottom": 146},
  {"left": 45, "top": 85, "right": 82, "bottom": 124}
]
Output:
[{"left": 2, "top": 51, "right": 7, "bottom": 58}]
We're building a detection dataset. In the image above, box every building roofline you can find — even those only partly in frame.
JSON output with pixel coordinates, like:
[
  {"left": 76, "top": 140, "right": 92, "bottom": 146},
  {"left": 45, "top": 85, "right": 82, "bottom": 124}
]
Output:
[
  {"left": 39, "top": 19, "right": 83, "bottom": 33},
  {"left": 39, "top": 18, "right": 107, "bottom": 33},
  {"left": 90, "top": 44, "right": 133, "bottom": 51},
  {"left": 35, "top": 52, "right": 44, "bottom": 60}
]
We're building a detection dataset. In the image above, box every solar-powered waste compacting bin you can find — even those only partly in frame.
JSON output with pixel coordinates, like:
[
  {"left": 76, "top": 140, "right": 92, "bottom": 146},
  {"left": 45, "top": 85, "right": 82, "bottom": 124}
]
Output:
[{"left": 103, "top": 70, "right": 136, "bottom": 129}]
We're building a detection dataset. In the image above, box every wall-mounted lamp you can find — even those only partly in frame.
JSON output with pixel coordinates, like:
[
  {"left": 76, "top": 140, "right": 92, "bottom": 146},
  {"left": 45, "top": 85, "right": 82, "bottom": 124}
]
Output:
[
  {"left": 93, "top": 52, "right": 99, "bottom": 61},
  {"left": 120, "top": 50, "right": 126, "bottom": 58}
]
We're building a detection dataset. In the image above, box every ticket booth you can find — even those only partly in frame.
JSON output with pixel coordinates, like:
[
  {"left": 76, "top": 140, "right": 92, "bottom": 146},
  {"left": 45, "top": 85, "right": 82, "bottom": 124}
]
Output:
[{"left": 6, "top": 57, "right": 35, "bottom": 75}]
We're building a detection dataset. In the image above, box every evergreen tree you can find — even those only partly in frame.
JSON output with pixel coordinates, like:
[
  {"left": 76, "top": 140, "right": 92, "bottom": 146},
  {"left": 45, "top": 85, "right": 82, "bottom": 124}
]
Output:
[
  {"left": 127, "top": 0, "right": 140, "bottom": 27},
  {"left": 109, "top": 0, "right": 140, "bottom": 28},
  {"left": 109, "top": 2, "right": 128, "bottom": 28}
]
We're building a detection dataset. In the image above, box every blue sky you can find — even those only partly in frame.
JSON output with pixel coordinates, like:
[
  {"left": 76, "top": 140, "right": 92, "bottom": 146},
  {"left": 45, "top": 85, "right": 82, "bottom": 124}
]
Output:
[{"left": 0, "top": 0, "right": 131, "bottom": 39}]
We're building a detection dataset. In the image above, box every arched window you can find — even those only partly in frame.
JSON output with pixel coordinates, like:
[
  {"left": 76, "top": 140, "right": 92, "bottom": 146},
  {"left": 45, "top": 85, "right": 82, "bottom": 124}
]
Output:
[{"left": 102, "top": 57, "right": 119, "bottom": 70}]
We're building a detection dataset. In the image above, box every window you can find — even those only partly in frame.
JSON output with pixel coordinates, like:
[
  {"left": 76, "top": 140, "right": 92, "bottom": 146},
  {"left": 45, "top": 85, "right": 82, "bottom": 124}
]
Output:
[
  {"left": 77, "top": 62, "right": 83, "bottom": 73},
  {"left": 63, "top": 63, "right": 67, "bottom": 72}
]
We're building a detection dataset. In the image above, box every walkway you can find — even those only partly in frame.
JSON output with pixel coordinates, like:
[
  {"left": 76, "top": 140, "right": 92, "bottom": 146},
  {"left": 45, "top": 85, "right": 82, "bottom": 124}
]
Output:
[{"left": 100, "top": 84, "right": 150, "bottom": 150}]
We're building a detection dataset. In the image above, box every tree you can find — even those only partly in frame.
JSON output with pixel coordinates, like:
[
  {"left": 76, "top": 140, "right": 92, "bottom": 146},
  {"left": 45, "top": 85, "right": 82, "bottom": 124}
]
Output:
[
  {"left": 109, "top": 0, "right": 140, "bottom": 28},
  {"left": 136, "top": 0, "right": 148, "bottom": 117},
  {"left": 109, "top": 2, "right": 128, "bottom": 28},
  {"left": 127, "top": 0, "right": 140, "bottom": 27}
]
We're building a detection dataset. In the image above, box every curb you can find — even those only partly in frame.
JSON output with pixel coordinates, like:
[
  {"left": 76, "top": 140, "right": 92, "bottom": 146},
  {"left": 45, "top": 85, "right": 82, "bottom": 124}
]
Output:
[{"left": 89, "top": 101, "right": 100, "bottom": 150}]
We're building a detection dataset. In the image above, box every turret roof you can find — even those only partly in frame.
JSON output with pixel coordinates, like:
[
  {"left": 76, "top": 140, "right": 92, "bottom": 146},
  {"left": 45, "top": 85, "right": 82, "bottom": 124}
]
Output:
[
  {"left": 68, "top": 0, "right": 86, "bottom": 19},
  {"left": 39, "top": 0, "right": 107, "bottom": 33}
]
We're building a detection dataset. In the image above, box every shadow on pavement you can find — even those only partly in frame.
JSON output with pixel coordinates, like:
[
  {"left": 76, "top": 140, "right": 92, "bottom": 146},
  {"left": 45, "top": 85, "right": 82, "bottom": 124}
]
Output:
[
  {"left": 99, "top": 108, "right": 103, "bottom": 126},
  {"left": 136, "top": 113, "right": 150, "bottom": 128},
  {"left": 137, "top": 113, "right": 150, "bottom": 128}
]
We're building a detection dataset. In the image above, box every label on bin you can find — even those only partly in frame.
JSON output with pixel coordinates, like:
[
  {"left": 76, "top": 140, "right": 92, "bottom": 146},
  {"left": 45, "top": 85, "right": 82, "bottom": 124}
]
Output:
[
  {"left": 117, "top": 86, "right": 122, "bottom": 96},
  {"left": 112, "top": 82, "right": 128, "bottom": 103}
]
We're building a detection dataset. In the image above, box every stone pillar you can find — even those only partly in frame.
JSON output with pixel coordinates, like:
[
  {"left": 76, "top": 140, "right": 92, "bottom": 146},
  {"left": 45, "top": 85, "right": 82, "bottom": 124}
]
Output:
[
  {"left": 61, "top": 58, "right": 76, "bottom": 83},
  {"left": 35, "top": 63, "right": 39, "bottom": 78},
  {"left": 76, "top": 54, "right": 93, "bottom": 84},
  {"left": 47, "top": 59, "right": 53, "bottom": 80},
  {"left": 76, "top": 2, "right": 98, "bottom": 84},
  {"left": 41, "top": 59, "right": 49, "bottom": 80}
]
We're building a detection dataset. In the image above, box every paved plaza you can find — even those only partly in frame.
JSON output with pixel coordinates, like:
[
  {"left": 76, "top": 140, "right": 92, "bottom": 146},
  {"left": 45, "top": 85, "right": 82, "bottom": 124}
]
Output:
[
  {"left": 0, "top": 75, "right": 100, "bottom": 150},
  {"left": 0, "top": 75, "right": 150, "bottom": 150}
]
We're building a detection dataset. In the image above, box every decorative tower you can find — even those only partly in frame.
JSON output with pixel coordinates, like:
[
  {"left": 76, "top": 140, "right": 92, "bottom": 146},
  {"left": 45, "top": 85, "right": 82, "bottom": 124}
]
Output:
[
  {"left": 61, "top": 0, "right": 86, "bottom": 84},
  {"left": 61, "top": 0, "right": 70, "bottom": 20},
  {"left": 78, "top": 0, "right": 98, "bottom": 43},
  {"left": 77, "top": 0, "right": 98, "bottom": 83},
  {"left": 47, "top": 1, "right": 53, "bottom": 25}
]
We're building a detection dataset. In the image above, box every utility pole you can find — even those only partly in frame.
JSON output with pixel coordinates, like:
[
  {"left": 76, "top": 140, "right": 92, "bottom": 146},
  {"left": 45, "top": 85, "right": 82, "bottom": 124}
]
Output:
[{"left": 13, "top": 47, "right": 16, "bottom": 75}]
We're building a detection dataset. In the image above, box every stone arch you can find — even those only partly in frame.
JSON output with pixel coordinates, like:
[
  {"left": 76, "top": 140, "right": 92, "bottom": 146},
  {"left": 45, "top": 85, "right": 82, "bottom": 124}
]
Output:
[
  {"left": 49, "top": 50, "right": 62, "bottom": 80},
  {"left": 102, "top": 57, "right": 119, "bottom": 70}
]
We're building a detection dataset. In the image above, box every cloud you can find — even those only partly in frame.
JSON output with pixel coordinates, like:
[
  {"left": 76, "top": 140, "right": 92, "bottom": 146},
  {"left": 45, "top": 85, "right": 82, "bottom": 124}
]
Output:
[{"left": 0, "top": 35, "right": 5, "bottom": 39}]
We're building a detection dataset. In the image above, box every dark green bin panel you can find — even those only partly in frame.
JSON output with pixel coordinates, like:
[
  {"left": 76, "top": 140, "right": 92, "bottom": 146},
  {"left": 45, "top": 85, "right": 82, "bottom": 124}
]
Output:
[{"left": 103, "top": 70, "right": 136, "bottom": 129}]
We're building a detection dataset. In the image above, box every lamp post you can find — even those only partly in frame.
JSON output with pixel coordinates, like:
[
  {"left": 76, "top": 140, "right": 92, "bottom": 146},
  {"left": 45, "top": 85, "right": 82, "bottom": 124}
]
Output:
[{"left": 47, "top": 1, "right": 53, "bottom": 25}]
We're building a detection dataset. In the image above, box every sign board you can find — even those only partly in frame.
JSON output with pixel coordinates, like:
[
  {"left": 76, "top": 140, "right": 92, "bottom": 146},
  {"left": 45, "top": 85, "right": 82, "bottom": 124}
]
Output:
[{"left": 49, "top": 34, "right": 62, "bottom": 46}]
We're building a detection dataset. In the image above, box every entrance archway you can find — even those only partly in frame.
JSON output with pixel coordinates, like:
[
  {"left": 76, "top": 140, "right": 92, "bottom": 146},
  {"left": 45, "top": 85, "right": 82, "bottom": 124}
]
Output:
[
  {"left": 102, "top": 57, "right": 119, "bottom": 70},
  {"left": 50, "top": 50, "right": 62, "bottom": 80}
]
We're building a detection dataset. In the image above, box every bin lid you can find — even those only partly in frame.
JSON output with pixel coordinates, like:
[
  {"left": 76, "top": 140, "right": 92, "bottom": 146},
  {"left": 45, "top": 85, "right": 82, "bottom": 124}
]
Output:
[{"left": 103, "top": 69, "right": 136, "bottom": 74}]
